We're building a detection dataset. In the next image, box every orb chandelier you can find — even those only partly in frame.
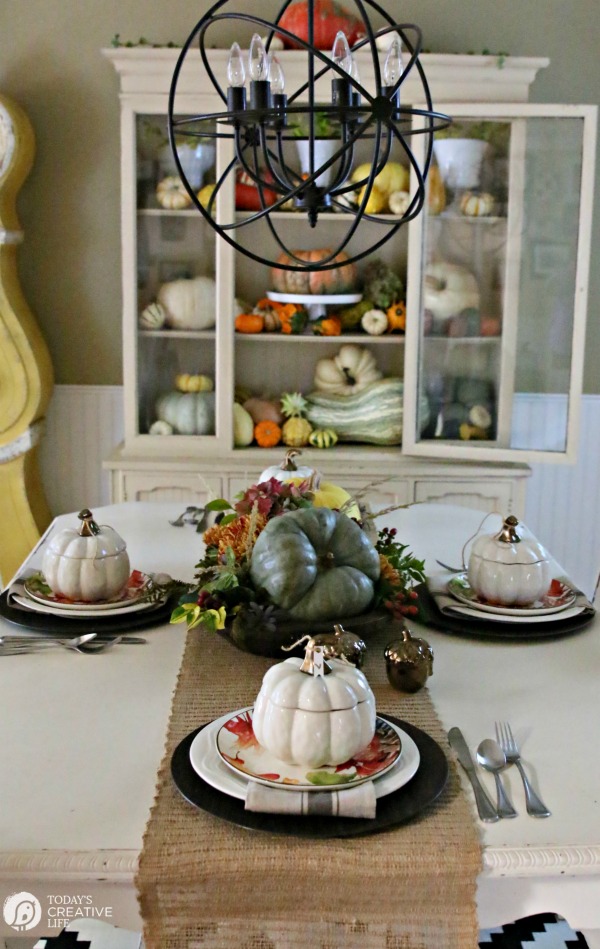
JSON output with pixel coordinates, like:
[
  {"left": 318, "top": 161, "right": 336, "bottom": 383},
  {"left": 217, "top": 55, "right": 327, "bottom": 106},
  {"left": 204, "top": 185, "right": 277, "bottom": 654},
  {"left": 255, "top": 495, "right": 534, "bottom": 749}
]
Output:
[{"left": 168, "top": 0, "right": 451, "bottom": 272}]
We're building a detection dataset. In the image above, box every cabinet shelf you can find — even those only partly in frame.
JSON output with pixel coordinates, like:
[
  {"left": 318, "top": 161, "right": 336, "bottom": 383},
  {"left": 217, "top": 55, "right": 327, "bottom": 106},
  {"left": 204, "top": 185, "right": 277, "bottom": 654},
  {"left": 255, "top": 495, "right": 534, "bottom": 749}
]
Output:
[
  {"left": 234, "top": 332, "right": 405, "bottom": 344},
  {"left": 139, "top": 329, "right": 216, "bottom": 339}
]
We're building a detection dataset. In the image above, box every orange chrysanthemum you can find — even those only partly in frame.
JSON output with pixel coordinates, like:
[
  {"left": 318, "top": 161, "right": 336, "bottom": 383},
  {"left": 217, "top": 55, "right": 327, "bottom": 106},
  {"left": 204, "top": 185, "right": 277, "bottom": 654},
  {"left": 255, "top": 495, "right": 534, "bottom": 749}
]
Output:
[
  {"left": 379, "top": 553, "right": 401, "bottom": 586},
  {"left": 203, "top": 512, "right": 267, "bottom": 560}
]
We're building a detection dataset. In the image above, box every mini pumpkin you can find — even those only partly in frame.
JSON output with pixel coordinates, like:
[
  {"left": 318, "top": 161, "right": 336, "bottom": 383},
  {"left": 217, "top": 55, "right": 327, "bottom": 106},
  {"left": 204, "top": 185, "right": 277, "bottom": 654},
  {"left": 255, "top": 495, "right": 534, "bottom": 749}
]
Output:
[
  {"left": 361, "top": 308, "right": 388, "bottom": 336},
  {"left": 311, "top": 315, "right": 342, "bottom": 336},
  {"left": 386, "top": 301, "right": 406, "bottom": 332},
  {"left": 388, "top": 190, "right": 412, "bottom": 216},
  {"left": 460, "top": 190, "right": 495, "bottom": 217},
  {"left": 235, "top": 313, "right": 265, "bottom": 333},
  {"left": 156, "top": 175, "right": 192, "bottom": 210},
  {"left": 175, "top": 373, "right": 214, "bottom": 393},
  {"left": 254, "top": 419, "right": 282, "bottom": 447}
]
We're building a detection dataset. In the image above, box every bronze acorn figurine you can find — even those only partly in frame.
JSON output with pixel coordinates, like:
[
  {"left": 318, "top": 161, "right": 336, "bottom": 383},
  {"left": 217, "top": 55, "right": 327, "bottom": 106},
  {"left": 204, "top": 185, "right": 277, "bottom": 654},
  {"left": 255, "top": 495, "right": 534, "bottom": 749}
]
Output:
[
  {"left": 384, "top": 626, "right": 434, "bottom": 693},
  {"left": 311, "top": 623, "right": 367, "bottom": 669}
]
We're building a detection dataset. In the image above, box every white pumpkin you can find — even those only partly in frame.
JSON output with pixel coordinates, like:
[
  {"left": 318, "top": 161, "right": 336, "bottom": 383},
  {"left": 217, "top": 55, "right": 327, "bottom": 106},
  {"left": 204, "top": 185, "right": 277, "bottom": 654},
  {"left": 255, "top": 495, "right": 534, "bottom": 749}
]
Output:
[
  {"left": 258, "top": 449, "right": 320, "bottom": 485},
  {"left": 467, "top": 515, "right": 551, "bottom": 607},
  {"left": 424, "top": 262, "right": 480, "bottom": 321},
  {"left": 157, "top": 276, "right": 216, "bottom": 331},
  {"left": 253, "top": 641, "right": 376, "bottom": 767},
  {"left": 313, "top": 344, "right": 383, "bottom": 395},
  {"left": 42, "top": 509, "right": 130, "bottom": 602},
  {"left": 155, "top": 391, "right": 216, "bottom": 435}
]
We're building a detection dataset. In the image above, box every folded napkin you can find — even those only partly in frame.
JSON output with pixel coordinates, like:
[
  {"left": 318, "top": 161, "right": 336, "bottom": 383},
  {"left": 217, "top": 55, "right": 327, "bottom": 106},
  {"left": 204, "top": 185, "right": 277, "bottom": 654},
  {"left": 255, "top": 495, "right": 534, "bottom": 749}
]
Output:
[{"left": 245, "top": 780, "right": 377, "bottom": 819}]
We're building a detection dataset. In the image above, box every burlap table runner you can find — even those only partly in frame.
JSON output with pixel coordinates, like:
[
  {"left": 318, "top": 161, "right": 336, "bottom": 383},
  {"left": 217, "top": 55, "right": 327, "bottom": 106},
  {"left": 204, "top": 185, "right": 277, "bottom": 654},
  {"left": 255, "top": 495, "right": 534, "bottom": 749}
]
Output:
[{"left": 137, "top": 622, "right": 482, "bottom": 948}]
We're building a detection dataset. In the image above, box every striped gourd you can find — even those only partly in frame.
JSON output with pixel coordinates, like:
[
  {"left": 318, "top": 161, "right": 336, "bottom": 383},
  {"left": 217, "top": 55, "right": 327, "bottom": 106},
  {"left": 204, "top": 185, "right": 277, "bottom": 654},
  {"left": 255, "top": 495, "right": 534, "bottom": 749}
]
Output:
[{"left": 305, "top": 378, "right": 429, "bottom": 446}]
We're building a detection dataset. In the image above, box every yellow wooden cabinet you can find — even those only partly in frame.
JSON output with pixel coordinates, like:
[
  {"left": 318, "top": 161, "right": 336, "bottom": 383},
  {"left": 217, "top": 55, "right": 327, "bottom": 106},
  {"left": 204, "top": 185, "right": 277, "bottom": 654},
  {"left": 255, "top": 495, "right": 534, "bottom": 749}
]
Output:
[{"left": 0, "top": 94, "right": 53, "bottom": 584}]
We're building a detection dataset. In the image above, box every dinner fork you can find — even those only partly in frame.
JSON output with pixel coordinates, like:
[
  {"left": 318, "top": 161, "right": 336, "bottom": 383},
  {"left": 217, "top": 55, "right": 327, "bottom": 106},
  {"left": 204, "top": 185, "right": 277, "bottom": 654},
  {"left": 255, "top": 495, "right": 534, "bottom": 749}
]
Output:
[
  {"left": 0, "top": 634, "right": 124, "bottom": 655},
  {"left": 496, "top": 722, "right": 551, "bottom": 818}
]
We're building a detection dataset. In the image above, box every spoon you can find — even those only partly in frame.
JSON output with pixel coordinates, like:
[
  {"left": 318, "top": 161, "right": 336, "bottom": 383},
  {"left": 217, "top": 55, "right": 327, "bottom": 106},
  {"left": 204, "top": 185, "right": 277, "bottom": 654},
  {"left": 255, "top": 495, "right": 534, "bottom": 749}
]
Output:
[{"left": 476, "top": 739, "right": 518, "bottom": 818}]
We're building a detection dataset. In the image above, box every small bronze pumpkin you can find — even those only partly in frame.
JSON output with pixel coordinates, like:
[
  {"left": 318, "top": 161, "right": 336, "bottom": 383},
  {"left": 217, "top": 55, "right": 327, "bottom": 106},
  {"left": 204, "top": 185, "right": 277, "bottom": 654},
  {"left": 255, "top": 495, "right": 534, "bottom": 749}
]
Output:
[
  {"left": 384, "top": 627, "right": 433, "bottom": 693},
  {"left": 311, "top": 623, "right": 367, "bottom": 669}
]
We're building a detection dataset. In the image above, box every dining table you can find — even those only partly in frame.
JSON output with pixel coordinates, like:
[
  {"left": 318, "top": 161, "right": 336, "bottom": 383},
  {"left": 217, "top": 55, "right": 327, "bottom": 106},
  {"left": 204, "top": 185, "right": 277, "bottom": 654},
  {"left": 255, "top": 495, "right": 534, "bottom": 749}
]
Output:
[{"left": 0, "top": 500, "right": 599, "bottom": 945}]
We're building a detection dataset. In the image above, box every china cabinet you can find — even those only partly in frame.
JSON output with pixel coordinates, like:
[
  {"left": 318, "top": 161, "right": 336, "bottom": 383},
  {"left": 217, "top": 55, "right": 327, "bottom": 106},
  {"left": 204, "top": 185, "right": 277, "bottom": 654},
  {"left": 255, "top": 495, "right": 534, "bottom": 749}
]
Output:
[{"left": 103, "top": 48, "right": 596, "bottom": 513}]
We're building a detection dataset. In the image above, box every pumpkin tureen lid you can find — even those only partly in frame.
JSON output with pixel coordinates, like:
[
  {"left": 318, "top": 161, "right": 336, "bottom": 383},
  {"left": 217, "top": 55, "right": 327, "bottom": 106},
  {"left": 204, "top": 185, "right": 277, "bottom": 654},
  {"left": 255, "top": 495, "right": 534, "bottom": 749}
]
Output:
[
  {"left": 263, "top": 636, "right": 373, "bottom": 712},
  {"left": 471, "top": 515, "right": 549, "bottom": 566},
  {"left": 45, "top": 509, "right": 128, "bottom": 559}
]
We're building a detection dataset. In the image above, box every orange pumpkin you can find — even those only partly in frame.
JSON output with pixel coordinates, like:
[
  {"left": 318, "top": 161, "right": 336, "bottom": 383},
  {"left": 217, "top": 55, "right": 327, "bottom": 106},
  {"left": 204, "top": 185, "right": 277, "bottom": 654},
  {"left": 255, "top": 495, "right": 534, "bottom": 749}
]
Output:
[
  {"left": 271, "top": 249, "right": 357, "bottom": 295},
  {"left": 386, "top": 302, "right": 406, "bottom": 333},
  {"left": 254, "top": 419, "right": 283, "bottom": 448},
  {"left": 235, "top": 313, "right": 265, "bottom": 333},
  {"left": 311, "top": 315, "right": 342, "bottom": 336}
]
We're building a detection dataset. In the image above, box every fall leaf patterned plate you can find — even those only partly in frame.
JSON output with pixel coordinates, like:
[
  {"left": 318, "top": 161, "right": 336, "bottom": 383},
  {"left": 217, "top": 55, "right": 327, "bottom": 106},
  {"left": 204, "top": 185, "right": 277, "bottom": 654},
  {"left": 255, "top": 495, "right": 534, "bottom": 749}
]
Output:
[{"left": 215, "top": 706, "right": 404, "bottom": 792}]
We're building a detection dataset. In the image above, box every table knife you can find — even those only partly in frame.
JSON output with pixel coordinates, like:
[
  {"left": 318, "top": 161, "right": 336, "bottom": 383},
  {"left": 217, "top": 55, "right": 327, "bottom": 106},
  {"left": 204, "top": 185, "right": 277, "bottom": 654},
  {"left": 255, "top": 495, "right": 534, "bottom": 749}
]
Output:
[{"left": 448, "top": 727, "right": 499, "bottom": 822}]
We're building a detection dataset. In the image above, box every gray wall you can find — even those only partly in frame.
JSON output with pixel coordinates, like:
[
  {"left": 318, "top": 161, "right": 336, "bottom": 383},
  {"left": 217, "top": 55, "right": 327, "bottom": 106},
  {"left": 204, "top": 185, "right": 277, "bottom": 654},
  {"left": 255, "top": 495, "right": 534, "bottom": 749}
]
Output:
[{"left": 0, "top": 0, "right": 598, "bottom": 389}]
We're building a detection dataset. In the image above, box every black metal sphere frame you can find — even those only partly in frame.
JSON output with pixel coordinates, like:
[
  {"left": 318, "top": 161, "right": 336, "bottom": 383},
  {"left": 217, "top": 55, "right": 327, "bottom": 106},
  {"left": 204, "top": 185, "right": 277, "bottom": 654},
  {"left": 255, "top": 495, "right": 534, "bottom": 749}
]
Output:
[{"left": 168, "top": 0, "right": 451, "bottom": 271}]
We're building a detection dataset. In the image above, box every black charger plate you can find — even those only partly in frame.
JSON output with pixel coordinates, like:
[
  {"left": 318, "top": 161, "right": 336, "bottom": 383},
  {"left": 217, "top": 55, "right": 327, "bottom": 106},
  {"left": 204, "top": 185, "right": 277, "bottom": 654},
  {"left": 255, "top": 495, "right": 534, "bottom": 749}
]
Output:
[
  {"left": 0, "top": 590, "right": 176, "bottom": 634},
  {"left": 171, "top": 716, "right": 448, "bottom": 838},
  {"left": 417, "top": 583, "right": 596, "bottom": 641}
]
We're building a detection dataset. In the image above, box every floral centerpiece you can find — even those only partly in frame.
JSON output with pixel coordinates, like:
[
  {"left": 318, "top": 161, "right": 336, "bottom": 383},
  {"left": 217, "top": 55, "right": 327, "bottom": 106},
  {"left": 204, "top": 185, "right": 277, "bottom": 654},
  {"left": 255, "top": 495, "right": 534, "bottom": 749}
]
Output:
[{"left": 170, "top": 456, "right": 425, "bottom": 656}]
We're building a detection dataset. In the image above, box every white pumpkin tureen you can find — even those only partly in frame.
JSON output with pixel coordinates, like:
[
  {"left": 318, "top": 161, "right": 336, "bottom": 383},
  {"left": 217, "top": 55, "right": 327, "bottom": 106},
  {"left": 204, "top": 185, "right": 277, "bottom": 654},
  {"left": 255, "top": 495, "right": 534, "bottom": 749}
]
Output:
[
  {"left": 42, "top": 509, "right": 131, "bottom": 602},
  {"left": 252, "top": 637, "right": 376, "bottom": 768},
  {"left": 467, "top": 515, "right": 551, "bottom": 607}
]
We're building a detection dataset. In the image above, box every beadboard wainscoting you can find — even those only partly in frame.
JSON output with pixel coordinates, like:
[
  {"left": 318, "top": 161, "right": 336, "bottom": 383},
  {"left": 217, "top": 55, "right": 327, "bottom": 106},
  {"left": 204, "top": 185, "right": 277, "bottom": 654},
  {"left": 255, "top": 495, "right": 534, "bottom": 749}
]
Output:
[{"left": 38, "top": 386, "right": 600, "bottom": 599}]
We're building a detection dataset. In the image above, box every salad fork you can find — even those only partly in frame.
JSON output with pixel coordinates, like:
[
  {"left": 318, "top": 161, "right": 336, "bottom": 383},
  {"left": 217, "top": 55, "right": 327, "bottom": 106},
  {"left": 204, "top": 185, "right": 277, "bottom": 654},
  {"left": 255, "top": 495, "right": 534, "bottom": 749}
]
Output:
[{"left": 496, "top": 721, "right": 551, "bottom": 818}]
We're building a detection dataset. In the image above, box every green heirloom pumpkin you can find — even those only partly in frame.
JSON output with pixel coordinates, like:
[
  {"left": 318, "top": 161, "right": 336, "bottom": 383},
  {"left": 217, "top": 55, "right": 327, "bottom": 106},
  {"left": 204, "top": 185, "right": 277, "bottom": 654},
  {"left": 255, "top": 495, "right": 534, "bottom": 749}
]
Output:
[
  {"left": 155, "top": 391, "right": 216, "bottom": 435},
  {"left": 249, "top": 507, "right": 380, "bottom": 622}
]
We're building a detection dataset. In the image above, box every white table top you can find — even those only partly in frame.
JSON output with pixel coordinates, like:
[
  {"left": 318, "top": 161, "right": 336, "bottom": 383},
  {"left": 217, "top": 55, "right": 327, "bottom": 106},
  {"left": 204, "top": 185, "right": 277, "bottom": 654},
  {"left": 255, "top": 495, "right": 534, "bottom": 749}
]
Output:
[{"left": 1, "top": 502, "right": 599, "bottom": 936}]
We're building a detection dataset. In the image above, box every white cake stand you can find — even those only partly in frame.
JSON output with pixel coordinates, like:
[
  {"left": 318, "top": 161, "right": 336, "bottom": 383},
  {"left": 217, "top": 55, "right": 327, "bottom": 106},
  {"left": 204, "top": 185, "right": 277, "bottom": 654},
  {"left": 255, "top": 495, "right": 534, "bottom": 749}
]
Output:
[{"left": 266, "top": 291, "right": 363, "bottom": 321}]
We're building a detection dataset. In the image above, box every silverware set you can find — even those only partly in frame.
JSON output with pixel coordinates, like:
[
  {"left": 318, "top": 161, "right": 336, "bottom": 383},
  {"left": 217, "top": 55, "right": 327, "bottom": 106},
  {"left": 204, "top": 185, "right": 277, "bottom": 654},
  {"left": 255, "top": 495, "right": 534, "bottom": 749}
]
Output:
[
  {"left": 0, "top": 633, "right": 147, "bottom": 655},
  {"left": 448, "top": 723, "right": 551, "bottom": 822}
]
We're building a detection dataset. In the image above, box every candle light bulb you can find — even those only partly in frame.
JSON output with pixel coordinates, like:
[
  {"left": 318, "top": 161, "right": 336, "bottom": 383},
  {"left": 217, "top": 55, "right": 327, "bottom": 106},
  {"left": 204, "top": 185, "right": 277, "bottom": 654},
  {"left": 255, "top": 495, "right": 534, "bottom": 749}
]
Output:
[
  {"left": 269, "top": 55, "right": 285, "bottom": 94},
  {"left": 249, "top": 33, "right": 269, "bottom": 82},
  {"left": 227, "top": 42, "right": 245, "bottom": 87},
  {"left": 331, "top": 31, "right": 352, "bottom": 73},
  {"left": 384, "top": 35, "right": 404, "bottom": 85}
]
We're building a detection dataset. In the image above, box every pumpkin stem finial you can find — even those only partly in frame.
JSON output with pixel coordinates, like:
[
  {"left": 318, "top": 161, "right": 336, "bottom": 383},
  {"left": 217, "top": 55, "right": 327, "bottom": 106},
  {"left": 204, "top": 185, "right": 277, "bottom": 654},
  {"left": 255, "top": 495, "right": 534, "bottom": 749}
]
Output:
[
  {"left": 78, "top": 509, "right": 101, "bottom": 536},
  {"left": 283, "top": 634, "right": 331, "bottom": 675},
  {"left": 281, "top": 449, "right": 301, "bottom": 471}
]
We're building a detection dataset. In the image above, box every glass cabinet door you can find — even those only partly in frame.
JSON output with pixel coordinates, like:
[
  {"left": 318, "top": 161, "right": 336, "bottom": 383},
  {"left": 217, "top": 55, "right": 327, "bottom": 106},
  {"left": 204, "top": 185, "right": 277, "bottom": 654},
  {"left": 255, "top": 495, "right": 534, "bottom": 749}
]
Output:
[
  {"left": 403, "top": 104, "right": 596, "bottom": 463},
  {"left": 132, "top": 113, "right": 219, "bottom": 442}
]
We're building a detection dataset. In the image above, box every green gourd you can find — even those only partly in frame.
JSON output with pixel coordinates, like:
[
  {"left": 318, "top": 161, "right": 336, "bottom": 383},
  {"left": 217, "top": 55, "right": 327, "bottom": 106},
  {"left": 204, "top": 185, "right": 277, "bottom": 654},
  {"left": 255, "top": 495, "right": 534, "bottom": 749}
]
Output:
[
  {"left": 155, "top": 391, "right": 216, "bottom": 435},
  {"left": 249, "top": 507, "right": 380, "bottom": 622},
  {"left": 305, "top": 378, "right": 405, "bottom": 445}
]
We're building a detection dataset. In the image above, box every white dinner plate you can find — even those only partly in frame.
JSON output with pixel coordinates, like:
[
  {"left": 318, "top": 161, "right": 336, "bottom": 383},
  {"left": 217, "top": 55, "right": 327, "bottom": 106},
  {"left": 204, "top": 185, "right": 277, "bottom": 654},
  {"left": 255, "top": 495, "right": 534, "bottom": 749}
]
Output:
[
  {"left": 447, "top": 573, "right": 577, "bottom": 617},
  {"left": 189, "top": 708, "right": 420, "bottom": 802},
  {"left": 216, "top": 708, "right": 401, "bottom": 791},
  {"left": 23, "top": 571, "right": 155, "bottom": 611},
  {"left": 11, "top": 591, "right": 167, "bottom": 620}
]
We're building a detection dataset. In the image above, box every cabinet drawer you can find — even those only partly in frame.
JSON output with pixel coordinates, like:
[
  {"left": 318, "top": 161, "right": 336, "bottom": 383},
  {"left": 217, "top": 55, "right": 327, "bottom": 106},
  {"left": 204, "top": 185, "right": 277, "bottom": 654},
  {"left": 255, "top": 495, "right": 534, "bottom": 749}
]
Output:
[
  {"left": 118, "top": 472, "right": 222, "bottom": 504},
  {"left": 414, "top": 480, "right": 514, "bottom": 513}
]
